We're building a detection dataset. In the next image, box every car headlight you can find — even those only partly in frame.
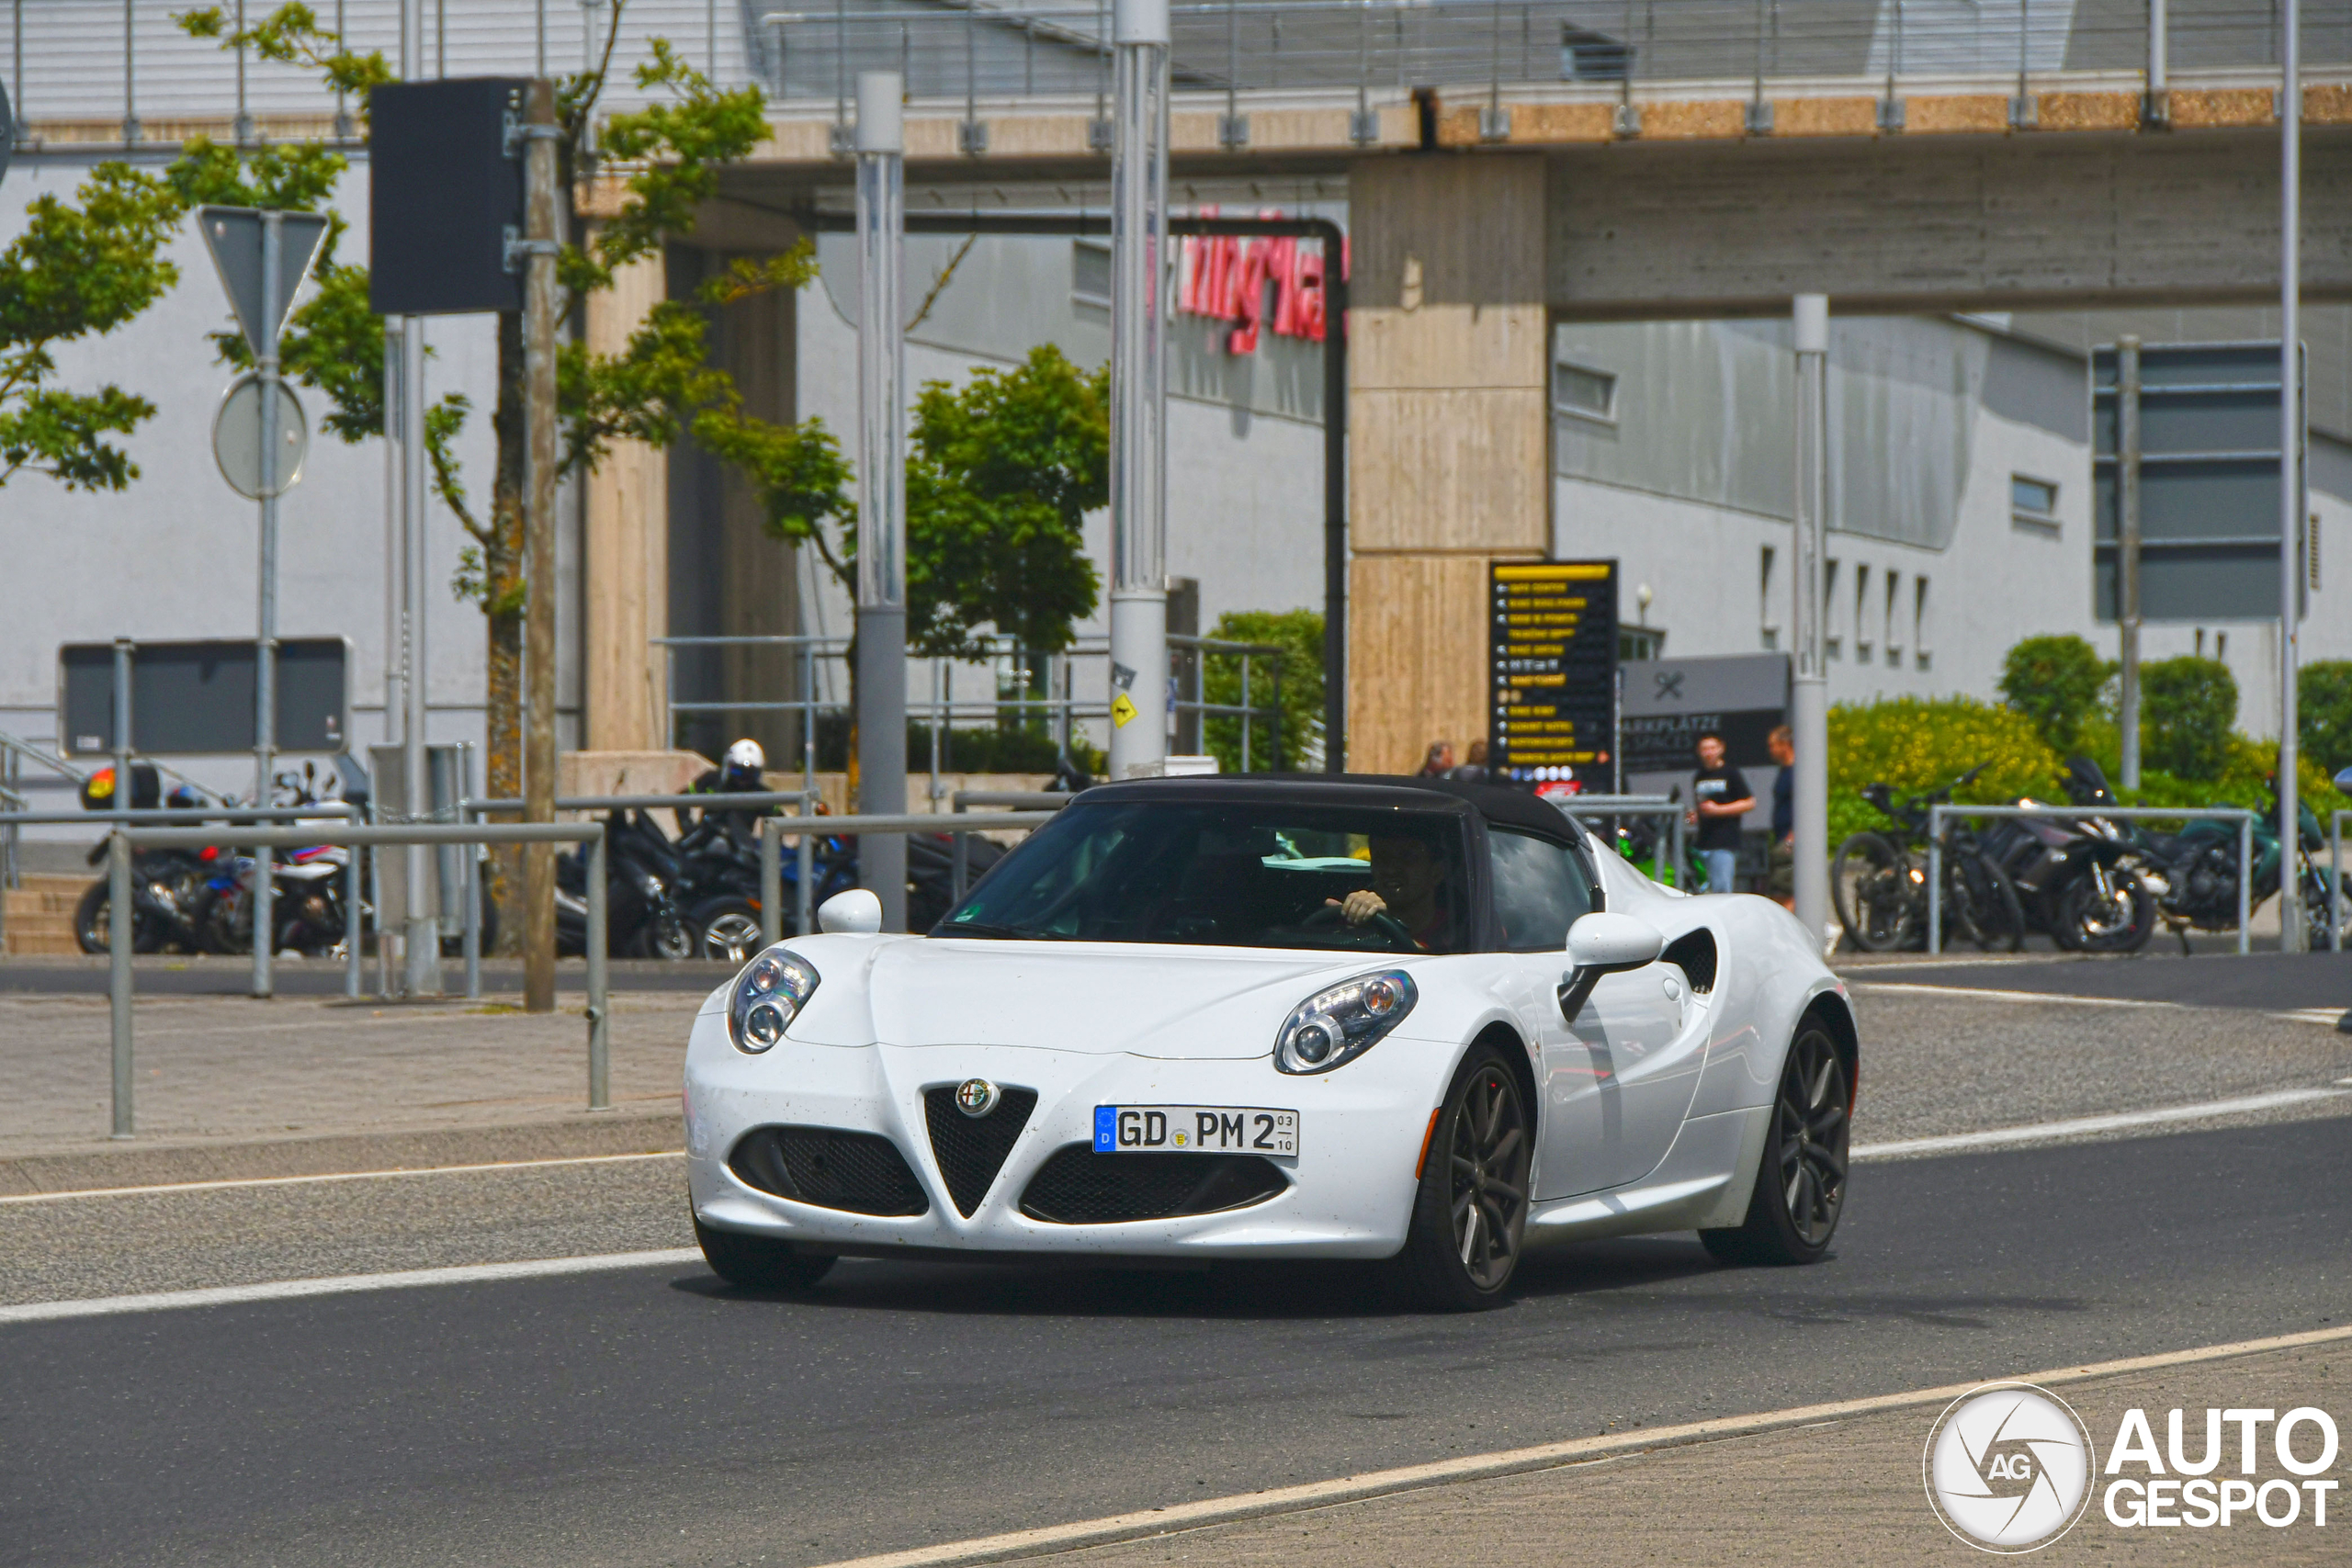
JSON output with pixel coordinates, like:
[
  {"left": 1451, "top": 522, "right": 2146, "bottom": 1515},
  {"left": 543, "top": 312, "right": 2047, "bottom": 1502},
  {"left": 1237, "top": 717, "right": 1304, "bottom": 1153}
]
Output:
[
  {"left": 1274, "top": 969, "right": 1418, "bottom": 1075},
  {"left": 729, "top": 945, "right": 820, "bottom": 1054}
]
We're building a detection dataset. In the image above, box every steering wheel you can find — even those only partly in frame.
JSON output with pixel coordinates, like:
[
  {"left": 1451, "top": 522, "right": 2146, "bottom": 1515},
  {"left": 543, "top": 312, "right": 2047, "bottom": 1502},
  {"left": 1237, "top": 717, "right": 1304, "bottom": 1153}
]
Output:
[{"left": 1302, "top": 901, "right": 1419, "bottom": 950}]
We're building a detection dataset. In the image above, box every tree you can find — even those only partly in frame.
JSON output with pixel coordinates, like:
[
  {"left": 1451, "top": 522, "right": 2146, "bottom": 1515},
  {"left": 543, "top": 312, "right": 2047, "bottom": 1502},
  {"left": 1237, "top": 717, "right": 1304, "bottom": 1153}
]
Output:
[
  {"left": 178, "top": 3, "right": 822, "bottom": 947},
  {"left": 1201, "top": 609, "right": 1323, "bottom": 773},
  {"left": 2141, "top": 655, "right": 2238, "bottom": 782},
  {"left": 1998, "top": 634, "right": 2113, "bottom": 755},
  {"left": 0, "top": 164, "right": 185, "bottom": 490},
  {"left": 2300, "top": 661, "right": 2352, "bottom": 780}
]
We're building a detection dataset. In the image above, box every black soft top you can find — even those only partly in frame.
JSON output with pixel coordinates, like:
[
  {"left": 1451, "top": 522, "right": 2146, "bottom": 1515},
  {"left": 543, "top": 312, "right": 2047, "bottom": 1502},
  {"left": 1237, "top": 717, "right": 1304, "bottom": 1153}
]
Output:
[{"left": 1069, "top": 773, "right": 1586, "bottom": 842}]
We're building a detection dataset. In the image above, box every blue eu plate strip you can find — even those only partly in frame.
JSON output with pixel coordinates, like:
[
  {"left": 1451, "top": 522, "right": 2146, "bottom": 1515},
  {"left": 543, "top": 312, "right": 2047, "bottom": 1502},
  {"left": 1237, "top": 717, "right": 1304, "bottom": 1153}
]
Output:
[{"left": 1093, "top": 1105, "right": 1116, "bottom": 1152}]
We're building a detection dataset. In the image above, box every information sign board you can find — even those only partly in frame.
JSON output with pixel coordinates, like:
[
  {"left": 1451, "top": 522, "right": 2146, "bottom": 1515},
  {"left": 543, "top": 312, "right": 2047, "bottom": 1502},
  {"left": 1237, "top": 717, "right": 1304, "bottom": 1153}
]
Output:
[
  {"left": 1488, "top": 561, "right": 1617, "bottom": 784},
  {"left": 60, "top": 638, "right": 350, "bottom": 756}
]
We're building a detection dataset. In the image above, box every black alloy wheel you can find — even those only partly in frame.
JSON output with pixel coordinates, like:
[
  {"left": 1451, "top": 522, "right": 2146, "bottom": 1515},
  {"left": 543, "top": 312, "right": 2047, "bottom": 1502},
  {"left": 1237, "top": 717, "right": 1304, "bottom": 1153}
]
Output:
[
  {"left": 1392, "top": 1046, "right": 1532, "bottom": 1311},
  {"left": 692, "top": 898, "right": 766, "bottom": 964},
  {"left": 2059, "top": 865, "right": 2156, "bottom": 953},
  {"left": 1702, "top": 1021, "right": 1849, "bottom": 1267},
  {"left": 1943, "top": 852, "right": 2025, "bottom": 953},
  {"left": 694, "top": 1214, "right": 838, "bottom": 1292}
]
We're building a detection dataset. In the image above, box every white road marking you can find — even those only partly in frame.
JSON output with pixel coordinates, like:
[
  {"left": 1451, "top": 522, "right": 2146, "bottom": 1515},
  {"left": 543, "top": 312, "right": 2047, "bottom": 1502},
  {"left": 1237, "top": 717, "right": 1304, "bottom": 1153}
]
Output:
[
  {"left": 2269, "top": 1007, "right": 2351, "bottom": 1026},
  {"left": 1849, "top": 981, "right": 2179, "bottom": 1008},
  {"left": 0, "top": 1149, "right": 686, "bottom": 1206},
  {"left": 1849, "top": 1086, "right": 2351, "bottom": 1161},
  {"left": 0, "top": 1248, "right": 704, "bottom": 1325},
  {"left": 803, "top": 1325, "right": 2352, "bottom": 1568}
]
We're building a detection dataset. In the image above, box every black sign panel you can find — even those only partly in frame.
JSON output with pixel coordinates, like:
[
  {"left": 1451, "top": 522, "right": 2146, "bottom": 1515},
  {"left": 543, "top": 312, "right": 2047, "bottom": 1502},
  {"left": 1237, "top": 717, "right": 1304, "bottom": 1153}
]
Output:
[
  {"left": 1488, "top": 561, "right": 1617, "bottom": 784},
  {"left": 368, "top": 78, "right": 530, "bottom": 316},
  {"left": 1618, "top": 654, "right": 1791, "bottom": 774},
  {"left": 60, "top": 639, "right": 351, "bottom": 756}
]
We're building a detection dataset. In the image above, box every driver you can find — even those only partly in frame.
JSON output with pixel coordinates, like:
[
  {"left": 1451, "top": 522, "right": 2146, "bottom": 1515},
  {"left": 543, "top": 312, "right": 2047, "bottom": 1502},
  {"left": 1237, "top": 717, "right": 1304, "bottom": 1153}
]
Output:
[{"left": 1329, "top": 835, "right": 1450, "bottom": 951}]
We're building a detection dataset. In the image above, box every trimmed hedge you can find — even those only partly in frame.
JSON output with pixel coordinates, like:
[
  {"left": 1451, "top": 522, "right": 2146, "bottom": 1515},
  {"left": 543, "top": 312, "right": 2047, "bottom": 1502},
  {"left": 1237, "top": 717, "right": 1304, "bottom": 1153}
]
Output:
[
  {"left": 1828, "top": 697, "right": 2062, "bottom": 847},
  {"left": 1998, "top": 634, "right": 2113, "bottom": 753}
]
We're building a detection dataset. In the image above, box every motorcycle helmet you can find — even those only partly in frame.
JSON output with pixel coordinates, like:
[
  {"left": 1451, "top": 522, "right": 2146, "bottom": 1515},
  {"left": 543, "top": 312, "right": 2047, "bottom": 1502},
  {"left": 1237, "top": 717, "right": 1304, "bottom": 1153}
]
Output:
[
  {"left": 722, "top": 738, "right": 766, "bottom": 789},
  {"left": 166, "top": 784, "right": 204, "bottom": 811}
]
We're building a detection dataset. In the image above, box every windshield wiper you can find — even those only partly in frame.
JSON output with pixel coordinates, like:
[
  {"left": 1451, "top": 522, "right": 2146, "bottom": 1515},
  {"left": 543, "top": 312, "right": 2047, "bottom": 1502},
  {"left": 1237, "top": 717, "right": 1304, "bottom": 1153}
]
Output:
[{"left": 931, "top": 919, "right": 1057, "bottom": 941}]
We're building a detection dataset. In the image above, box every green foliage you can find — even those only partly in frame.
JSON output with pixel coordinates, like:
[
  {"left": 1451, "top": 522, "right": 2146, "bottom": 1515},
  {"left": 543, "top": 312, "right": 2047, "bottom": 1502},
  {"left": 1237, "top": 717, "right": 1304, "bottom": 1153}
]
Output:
[
  {"left": 0, "top": 164, "right": 185, "bottom": 489},
  {"left": 575, "top": 41, "right": 773, "bottom": 292},
  {"left": 900, "top": 346, "right": 1107, "bottom": 659},
  {"left": 2299, "top": 661, "right": 2352, "bottom": 780},
  {"left": 1200, "top": 610, "right": 1324, "bottom": 773},
  {"left": 1998, "top": 634, "right": 2114, "bottom": 753},
  {"left": 2140, "top": 656, "right": 2237, "bottom": 782},
  {"left": 175, "top": 5, "right": 393, "bottom": 111},
  {"left": 1827, "top": 697, "right": 2062, "bottom": 847}
]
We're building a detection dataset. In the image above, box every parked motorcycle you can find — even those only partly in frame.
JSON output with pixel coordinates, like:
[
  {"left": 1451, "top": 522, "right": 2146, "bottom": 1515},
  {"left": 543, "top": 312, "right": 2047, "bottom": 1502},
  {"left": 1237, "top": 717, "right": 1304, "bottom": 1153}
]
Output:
[
  {"left": 1832, "top": 765, "right": 2025, "bottom": 952},
  {"left": 1974, "top": 758, "right": 2156, "bottom": 953},
  {"left": 74, "top": 780, "right": 225, "bottom": 955},
  {"left": 556, "top": 808, "right": 695, "bottom": 959},
  {"left": 2103, "top": 768, "right": 2341, "bottom": 953}
]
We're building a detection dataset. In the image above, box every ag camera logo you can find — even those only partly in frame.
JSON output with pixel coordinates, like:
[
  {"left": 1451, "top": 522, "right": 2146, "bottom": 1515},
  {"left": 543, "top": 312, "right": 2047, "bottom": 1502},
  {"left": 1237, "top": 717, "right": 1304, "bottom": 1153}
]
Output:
[{"left": 1923, "top": 1382, "right": 2097, "bottom": 1552}]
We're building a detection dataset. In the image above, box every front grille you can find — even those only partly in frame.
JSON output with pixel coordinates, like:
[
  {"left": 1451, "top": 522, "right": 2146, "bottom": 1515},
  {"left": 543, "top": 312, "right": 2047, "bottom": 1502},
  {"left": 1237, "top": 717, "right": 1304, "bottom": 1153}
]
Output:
[
  {"left": 728, "top": 1125, "right": 929, "bottom": 1216},
  {"left": 1019, "top": 1145, "right": 1288, "bottom": 1225},
  {"left": 922, "top": 1086, "right": 1040, "bottom": 1216}
]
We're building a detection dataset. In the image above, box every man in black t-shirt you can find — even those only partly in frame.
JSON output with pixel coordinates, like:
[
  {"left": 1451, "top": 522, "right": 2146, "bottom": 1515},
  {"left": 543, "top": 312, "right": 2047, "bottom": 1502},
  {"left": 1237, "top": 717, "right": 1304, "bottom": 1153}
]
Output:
[
  {"left": 1766, "top": 725, "right": 1796, "bottom": 909},
  {"left": 1688, "top": 732, "right": 1755, "bottom": 895}
]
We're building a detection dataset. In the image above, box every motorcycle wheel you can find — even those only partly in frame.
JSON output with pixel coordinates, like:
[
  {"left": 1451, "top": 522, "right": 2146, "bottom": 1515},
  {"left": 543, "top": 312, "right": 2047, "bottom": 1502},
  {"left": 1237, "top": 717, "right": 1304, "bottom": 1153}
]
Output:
[
  {"left": 74, "top": 882, "right": 168, "bottom": 955},
  {"left": 2057, "top": 865, "right": 2157, "bottom": 953},
  {"left": 1831, "top": 832, "right": 1919, "bottom": 952},
  {"left": 690, "top": 897, "right": 765, "bottom": 964},
  {"left": 640, "top": 906, "right": 695, "bottom": 962},
  {"left": 1944, "top": 855, "right": 2026, "bottom": 953},
  {"left": 2301, "top": 869, "right": 2349, "bottom": 951}
]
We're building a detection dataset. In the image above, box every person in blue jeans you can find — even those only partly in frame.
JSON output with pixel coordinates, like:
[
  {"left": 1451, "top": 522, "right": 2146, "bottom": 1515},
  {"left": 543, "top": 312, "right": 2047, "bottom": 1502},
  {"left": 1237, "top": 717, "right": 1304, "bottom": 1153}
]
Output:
[{"left": 1688, "top": 732, "right": 1755, "bottom": 895}]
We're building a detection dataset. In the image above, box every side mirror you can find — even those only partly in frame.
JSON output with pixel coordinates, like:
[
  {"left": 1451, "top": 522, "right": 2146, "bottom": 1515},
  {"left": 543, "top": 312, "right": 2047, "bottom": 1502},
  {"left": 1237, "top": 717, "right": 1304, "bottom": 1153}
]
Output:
[
  {"left": 1558, "top": 911, "right": 1665, "bottom": 1023},
  {"left": 817, "top": 889, "right": 883, "bottom": 934}
]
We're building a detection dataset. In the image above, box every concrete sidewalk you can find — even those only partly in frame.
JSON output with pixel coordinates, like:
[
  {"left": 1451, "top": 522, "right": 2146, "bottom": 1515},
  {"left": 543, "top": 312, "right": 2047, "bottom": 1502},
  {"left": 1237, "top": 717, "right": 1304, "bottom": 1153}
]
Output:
[
  {"left": 0, "top": 989, "right": 695, "bottom": 1193},
  {"left": 1064, "top": 1339, "right": 2347, "bottom": 1566}
]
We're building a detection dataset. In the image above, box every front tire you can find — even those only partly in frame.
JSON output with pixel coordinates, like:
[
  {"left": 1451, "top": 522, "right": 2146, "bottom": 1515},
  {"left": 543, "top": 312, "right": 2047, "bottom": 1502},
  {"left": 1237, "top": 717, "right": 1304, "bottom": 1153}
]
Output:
[
  {"left": 1390, "top": 1045, "right": 1532, "bottom": 1312},
  {"left": 1831, "top": 832, "right": 1918, "bottom": 952},
  {"left": 1701, "top": 1020, "right": 1849, "bottom": 1267},
  {"left": 694, "top": 1215, "right": 837, "bottom": 1292}
]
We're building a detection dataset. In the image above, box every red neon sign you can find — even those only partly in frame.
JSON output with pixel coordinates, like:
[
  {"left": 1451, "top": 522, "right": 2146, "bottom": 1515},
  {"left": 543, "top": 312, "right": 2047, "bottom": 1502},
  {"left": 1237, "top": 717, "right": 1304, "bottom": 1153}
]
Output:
[{"left": 1176, "top": 207, "right": 1349, "bottom": 356}]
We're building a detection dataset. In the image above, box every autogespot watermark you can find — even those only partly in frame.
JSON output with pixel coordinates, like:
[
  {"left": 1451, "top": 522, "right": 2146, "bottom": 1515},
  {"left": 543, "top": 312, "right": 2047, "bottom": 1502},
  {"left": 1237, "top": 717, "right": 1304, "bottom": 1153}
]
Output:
[{"left": 1924, "top": 1382, "right": 2343, "bottom": 1552}]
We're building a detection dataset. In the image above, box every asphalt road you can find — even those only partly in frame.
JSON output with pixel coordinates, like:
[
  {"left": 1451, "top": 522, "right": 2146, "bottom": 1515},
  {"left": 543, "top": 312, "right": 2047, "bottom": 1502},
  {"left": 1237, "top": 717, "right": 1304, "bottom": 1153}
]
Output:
[
  {"left": 1846, "top": 949, "right": 2352, "bottom": 1011},
  {"left": 4, "top": 1113, "right": 2346, "bottom": 1568}
]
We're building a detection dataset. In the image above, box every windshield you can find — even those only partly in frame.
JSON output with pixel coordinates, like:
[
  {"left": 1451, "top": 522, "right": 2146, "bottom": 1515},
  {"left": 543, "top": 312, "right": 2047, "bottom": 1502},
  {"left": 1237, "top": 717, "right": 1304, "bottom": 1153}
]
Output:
[{"left": 933, "top": 799, "right": 1476, "bottom": 954}]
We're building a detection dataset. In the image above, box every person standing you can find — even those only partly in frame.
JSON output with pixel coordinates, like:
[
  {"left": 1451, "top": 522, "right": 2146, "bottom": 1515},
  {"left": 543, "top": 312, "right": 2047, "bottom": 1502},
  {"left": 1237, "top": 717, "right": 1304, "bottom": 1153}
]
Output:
[
  {"left": 1688, "top": 731, "right": 1755, "bottom": 895},
  {"left": 1766, "top": 724, "right": 1796, "bottom": 910},
  {"left": 1416, "top": 741, "right": 1455, "bottom": 777},
  {"left": 1450, "top": 739, "right": 1488, "bottom": 784}
]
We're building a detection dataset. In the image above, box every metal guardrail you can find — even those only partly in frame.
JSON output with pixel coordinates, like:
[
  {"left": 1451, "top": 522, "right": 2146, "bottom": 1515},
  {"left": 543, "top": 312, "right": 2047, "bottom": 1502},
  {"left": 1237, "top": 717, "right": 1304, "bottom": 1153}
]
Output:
[
  {"left": 0, "top": 804, "right": 363, "bottom": 986},
  {"left": 1552, "top": 794, "right": 1689, "bottom": 891},
  {"left": 101, "top": 821, "right": 609, "bottom": 1141},
  {"left": 1925, "top": 803, "right": 2257, "bottom": 956}
]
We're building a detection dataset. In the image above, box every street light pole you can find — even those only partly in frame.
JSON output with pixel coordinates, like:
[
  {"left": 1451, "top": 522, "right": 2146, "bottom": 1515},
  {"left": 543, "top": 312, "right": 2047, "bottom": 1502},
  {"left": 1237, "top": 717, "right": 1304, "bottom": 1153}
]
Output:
[
  {"left": 854, "top": 70, "right": 910, "bottom": 931},
  {"left": 1107, "top": 0, "right": 1170, "bottom": 781},
  {"left": 2278, "top": 0, "right": 2305, "bottom": 952},
  {"left": 398, "top": 0, "right": 439, "bottom": 993},
  {"left": 253, "top": 208, "right": 282, "bottom": 996},
  {"left": 1792, "top": 295, "right": 1830, "bottom": 951}
]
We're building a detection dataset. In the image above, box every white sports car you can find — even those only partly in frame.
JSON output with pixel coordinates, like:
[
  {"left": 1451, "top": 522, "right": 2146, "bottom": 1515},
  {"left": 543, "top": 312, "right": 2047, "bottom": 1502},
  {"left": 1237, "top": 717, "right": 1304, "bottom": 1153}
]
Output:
[{"left": 683, "top": 776, "right": 1856, "bottom": 1309}]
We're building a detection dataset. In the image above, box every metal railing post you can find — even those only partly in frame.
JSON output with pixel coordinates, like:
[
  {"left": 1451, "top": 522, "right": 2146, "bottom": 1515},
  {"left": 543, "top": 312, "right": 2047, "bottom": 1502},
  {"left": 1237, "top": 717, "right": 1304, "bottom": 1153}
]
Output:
[
  {"left": 2237, "top": 814, "right": 2253, "bottom": 954},
  {"left": 108, "top": 829, "right": 133, "bottom": 1139},
  {"left": 797, "top": 821, "right": 816, "bottom": 937},
  {"left": 1927, "top": 805, "right": 1943, "bottom": 955},
  {"left": 761, "top": 815, "right": 784, "bottom": 946},
  {"left": 1669, "top": 805, "right": 1685, "bottom": 890},
  {"left": 2333, "top": 808, "right": 2345, "bottom": 953},
  {"left": 586, "top": 825, "right": 610, "bottom": 1111},
  {"left": 345, "top": 833, "right": 364, "bottom": 999},
  {"left": 461, "top": 803, "right": 482, "bottom": 999}
]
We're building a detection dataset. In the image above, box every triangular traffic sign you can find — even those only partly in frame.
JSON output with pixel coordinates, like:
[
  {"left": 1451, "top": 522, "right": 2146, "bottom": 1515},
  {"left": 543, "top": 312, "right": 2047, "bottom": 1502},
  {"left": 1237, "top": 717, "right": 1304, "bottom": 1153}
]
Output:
[{"left": 196, "top": 207, "right": 332, "bottom": 357}]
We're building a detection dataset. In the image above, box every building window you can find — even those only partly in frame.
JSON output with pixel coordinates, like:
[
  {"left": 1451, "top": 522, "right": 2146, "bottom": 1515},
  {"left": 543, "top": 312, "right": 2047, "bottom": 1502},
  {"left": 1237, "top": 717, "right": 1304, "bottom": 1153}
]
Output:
[
  {"left": 1914, "top": 576, "right": 1932, "bottom": 671},
  {"left": 1553, "top": 361, "right": 1616, "bottom": 423},
  {"left": 1884, "top": 570, "right": 1903, "bottom": 666},
  {"left": 1825, "top": 558, "right": 1842, "bottom": 660},
  {"left": 1853, "top": 564, "right": 1872, "bottom": 659},
  {"left": 1072, "top": 240, "right": 1112, "bottom": 309},
  {"left": 1560, "top": 26, "right": 1632, "bottom": 81},
  {"left": 1758, "top": 546, "right": 1779, "bottom": 650},
  {"left": 2011, "top": 474, "right": 2060, "bottom": 533},
  {"left": 1619, "top": 626, "right": 1666, "bottom": 660}
]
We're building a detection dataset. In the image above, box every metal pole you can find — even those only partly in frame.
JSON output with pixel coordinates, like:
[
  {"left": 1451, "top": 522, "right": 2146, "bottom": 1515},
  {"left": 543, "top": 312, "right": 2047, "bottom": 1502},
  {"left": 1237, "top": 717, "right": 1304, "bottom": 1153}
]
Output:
[
  {"left": 345, "top": 829, "right": 363, "bottom": 998},
  {"left": 854, "top": 71, "right": 910, "bottom": 931},
  {"left": 2238, "top": 813, "right": 2253, "bottom": 953},
  {"left": 2334, "top": 808, "right": 2344, "bottom": 953},
  {"left": 760, "top": 816, "right": 784, "bottom": 945},
  {"left": 254, "top": 209, "right": 282, "bottom": 1000},
  {"left": 2119, "top": 335, "right": 2143, "bottom": 790},
  {"left": 1927, "top": 805, "right": 1943, "bottom": 954},
  {"left": 797, "top": 823, "right": 814, "bottom": 938},
  {"left": 1792, "top": 295, "right": 1831, "bottom": 951},
  {"left": 2147, "top": 0, "right": 2168, "bottom": 124},
  {"left": 234, "top": 0, "right": 252, "bottom": 141},
  {"left": 2278, "top": 0, "right": 2305, "bottom": 953},
  {"left": 1322, "top": 225, "right": 1348, "bottom": 771},
  {"left": 110, "top": 637, "right": 133, "bottom": 822},
  {"left": 121, "top": 0, "right": 138, "bottom": 142},
  {"left": 525, "top": 77, "right": 563, "bottom": 1006},
  {"left": 537, "top": 0, "right": 547, "bottom": 76},
  {"left": 1109, "top": 0, "right": 1170, "bottom": 782},
  {"left": 586, "top": 826, "right": 609, "bottom": 1110},
  {"left": 399, "top": 0, "right": 435, "bottom": 997},
  {"left": 461, "top": 808, "right": 482, "bottom": 998},
  {"left": 109, "top": 829, "right": 133, "bottom": 1139}
]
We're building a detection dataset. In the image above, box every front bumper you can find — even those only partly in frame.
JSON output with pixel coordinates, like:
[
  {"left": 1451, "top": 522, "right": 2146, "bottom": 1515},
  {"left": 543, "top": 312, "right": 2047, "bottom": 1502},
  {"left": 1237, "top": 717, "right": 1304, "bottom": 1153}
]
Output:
[{"left": 683, "top": 1008, "right": 1445, "bottom": 1259}]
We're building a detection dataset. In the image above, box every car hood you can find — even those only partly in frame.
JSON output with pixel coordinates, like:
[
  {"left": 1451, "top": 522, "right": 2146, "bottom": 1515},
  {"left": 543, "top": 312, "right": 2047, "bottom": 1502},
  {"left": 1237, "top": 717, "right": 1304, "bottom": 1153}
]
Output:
[{"left": 826, "top": 939, "right": 1414, "bottom": 1059}]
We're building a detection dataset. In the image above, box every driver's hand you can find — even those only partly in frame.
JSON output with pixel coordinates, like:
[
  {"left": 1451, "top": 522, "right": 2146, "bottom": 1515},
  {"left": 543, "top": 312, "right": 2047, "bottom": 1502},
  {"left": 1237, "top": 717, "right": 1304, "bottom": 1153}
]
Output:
[{"left": 1332, "top": 889, "right": 1387, "bottom": 925}]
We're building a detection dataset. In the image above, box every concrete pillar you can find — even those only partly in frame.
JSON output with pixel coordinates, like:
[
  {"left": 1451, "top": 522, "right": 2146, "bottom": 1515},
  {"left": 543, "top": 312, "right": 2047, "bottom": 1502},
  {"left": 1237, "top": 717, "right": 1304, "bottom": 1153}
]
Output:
[
  {"left": 582, "top": 245, "right": 672, "bottom": 751},
  {"left": 1346, "top": 155, "right": 1550, "bottom": 775}
]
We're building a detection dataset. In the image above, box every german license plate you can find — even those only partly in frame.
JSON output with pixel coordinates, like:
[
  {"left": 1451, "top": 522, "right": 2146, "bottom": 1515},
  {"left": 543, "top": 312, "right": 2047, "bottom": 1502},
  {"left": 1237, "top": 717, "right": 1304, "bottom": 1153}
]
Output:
[{"left": 1094, "top": 1105, "right": 1297, "bottom": 1156}]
